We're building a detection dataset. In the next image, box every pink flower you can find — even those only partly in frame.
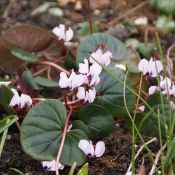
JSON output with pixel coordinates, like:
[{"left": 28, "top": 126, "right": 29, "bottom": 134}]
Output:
[
  {"left": 9, "top": 89, "right": 32, "bottom": 108},
  {"left": 77, "top": 87, "right": 96, "bottom": 103},
  {"left": 78, "top": 140, "right": 105, "bottom": 157},
  {"left": 52, "top": 24, "right": 73, "bottom": 42},
  {"left": 59, "top": 70, "right": 84, "bottom": 90},
  {"left": 138, "top": 58, "right": 163, "bottom": 77},
  {"left": 89, "top": 47, "right": 112, "bottom": 66},
  {"left": 42, "top": 160, "right": 64, "bottom": 171},
  {"left": 78, "top": 59, "right": 102, "bottom": 86}
]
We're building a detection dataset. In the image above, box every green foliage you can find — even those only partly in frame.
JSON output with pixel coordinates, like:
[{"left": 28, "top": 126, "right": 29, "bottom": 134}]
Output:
[
  {"left": 76, "top": 33, "right": 127, "bottom": 63},
  {"left": 0, "top": 115, "right": 18, "bottom": 134},
  {"left": 135, "top": 94, "right": 171, "bottom": 137},
  {"left": 77, "top": 163, "right": 89, "bottom": 175},
  {"left": 94, "top": 67, "right": 136, "bottom": 117},
  {"left": 11, "top": 48, "right": 39, "bottom": 63},
  {"left": 34, "top": 76, "right": 58, "bottom": 87},
  {"left": 77, "top": 22, "right": 99, "bottom": 37},
  {"left": 0, "top": 85, "right": 14, "bottom": 114},
  {"left": 155, "top": 16, "right": 175, "bottom": 33},
  {"left": 149, "top": 0, "right": 175, "bottom": 15},
  {"left": 72, "top": 104, "right": 114, "bottom": 139},
  {"left": 138, "top": 43, "right": 154, "bottom": 59},
  {"left": 20, "top": 100, "right": 88, "bottom": 166},
  {"left": 22, "top": 71, "right": 58, "bottom": 90}
]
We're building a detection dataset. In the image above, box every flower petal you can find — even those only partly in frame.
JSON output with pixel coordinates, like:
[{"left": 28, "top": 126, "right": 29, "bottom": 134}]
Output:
[
  {"left": 148, "top": 86, "right": 158, "bottom": 95},
  {"left": 65, "top": 27, "right": 73, "bottom": 42},
  {"left": 138, "top": 59, "right": 148, "bottom": 73},
  {"left": 77, "top": 87, "right": 86, "bottom": 100},
  {"left": 42, "top": 160, "right": 64, "bottom": 171},
  {"left": 58, "top": 72, "right": 70, "bottom": 88},
  {"left": 20, "top": 94, "right": 32, "bottom": 108},
  {"left": 78, "top": 140, "right": 94, "bottom": 156},
  {"left": 94, "top": 141, "right": 105, "bottom": 157}
]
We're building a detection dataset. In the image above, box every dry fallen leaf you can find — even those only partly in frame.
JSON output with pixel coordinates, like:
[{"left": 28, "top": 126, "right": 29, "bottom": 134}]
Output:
[{"left": 138, "top": 165, "right": 146, "bottom": 175}]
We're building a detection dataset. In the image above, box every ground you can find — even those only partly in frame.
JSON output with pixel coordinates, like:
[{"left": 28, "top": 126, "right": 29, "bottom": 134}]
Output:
[{"left": 0, "top": 0, "right": 172, "bottom": 174}]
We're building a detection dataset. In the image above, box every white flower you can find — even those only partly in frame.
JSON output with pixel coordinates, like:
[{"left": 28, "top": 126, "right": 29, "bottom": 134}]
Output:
[
  {"left": 138, "top": 58, "right": 163, "bottom": 77},
  {"left": 115, "top": 64, "right": 126, "bottom": 71},
  {"left": 78, "top": 139, "right": 105, "bottom": 157},
  {"left": 42, "top": 160, "right": 64, "bottom": 171},
  {"left": 149, "top": 86, "right": 158, "bottom": 95},
  {"left": 137, "top": 105, "right": 145, "bottom": 113},
  {"left": 160, "top": 76, "right": 173, "bottom": 95},
  {"left": 79, "top": 59, "right": 102, "bottom": 86},
  {"left": 59, "top": 70, "right": 84, "bottom": 90},
  {"left": 134, "top": 16, "right": 148, "bottom": 25},
  {"left": 89, "top": 47, "right": 112, "bottom": 66},
  {"left": 52, "top": 24, "right": 73, "bottom": 42},
  {"left": 9, "top": 89, "right": 32, "bottom": 108},
  {"left": 77, "top": 87, "right": 96, "bottom": 103}
]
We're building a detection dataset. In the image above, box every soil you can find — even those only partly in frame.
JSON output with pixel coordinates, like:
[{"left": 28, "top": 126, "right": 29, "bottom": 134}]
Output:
[{"left": 0, "top": 0, "right": 171, "bottom": 175}]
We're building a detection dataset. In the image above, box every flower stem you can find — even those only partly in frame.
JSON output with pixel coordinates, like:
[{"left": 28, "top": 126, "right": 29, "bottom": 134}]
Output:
[
  {"left": 37, "top": 61, "right": 69, "bottom": 75},
  {"left": 55, "top": 106, "right": 73, "bottom": 175}
]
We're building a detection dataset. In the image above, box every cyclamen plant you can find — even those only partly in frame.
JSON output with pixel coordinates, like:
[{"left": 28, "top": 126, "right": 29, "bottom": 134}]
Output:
[{"left": 0, "top": 22, "right": 175, "bottom": 175}]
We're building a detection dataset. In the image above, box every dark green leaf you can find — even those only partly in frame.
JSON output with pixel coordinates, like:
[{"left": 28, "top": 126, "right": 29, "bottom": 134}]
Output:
[
  {"left": 20, "top": 99, "right": 87, "bottom": 166},
  {"left": 11, "top": 48, "right": 39, "bottom": 63},
  {"left": 76, "top": 33, "right": 127, "bottom": 63},
  {"left": 94, "top": 68, "right": 136, "bottom": 117},
  {"left": 22, "top": 71, "right": 41, "bottom": 90},
  {"left": 34, "top": 76, "right": 58, "bottom": 87},
  {"left": 73, "top": 104, "right": 114, "bottom": 139}
]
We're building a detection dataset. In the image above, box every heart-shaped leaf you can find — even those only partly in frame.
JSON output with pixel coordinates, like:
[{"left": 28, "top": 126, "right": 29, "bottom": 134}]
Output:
[
  {"left": 94, "top": 68, "right": 136, "bottom": 117},
  {"left": 76, "top": 33, "right": 127, "bottom": 63},
  {"left": 0, "top": 24, "right": 65, "bottom": 70},
  {"left": 34, "top": 76, "right": 58, "bottom": 87},
  {"left": 20, "top": 99, "right": 88, "bottom": 166},
  {"left": 72, "top": 104, "right": 114, "bottom": 139},
  {"left": 11, "top": 48, "right": 39, "bottom": 63}
]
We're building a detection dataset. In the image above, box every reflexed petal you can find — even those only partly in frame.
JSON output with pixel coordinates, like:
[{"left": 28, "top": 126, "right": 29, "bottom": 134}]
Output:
[
  {"left": 79, "top": 59, "right": 89, "bottom": 74},
  {"left": 89, "top": 74, "right": 100, "bottom": 86},
  {"left": 149, "top": 86, "right": 158, "bottom": 95},
  {"left": 9, "top": 89, "right": 21, "bottom": 107},
  {"left": 78, "top": 140, "right": 94, "bottom": 156},
  {"left": 90, "top": 48, "right": 103, "bottom": 64},
  {"left": 170, "top": 85, "right": 175, "bottom": 97},
  {"left": 138, "top": 59, "right": 148, "bottom": 73},
  {"left": 94, "top": 141, "right": 105, "bottom": 157},
  {"left": 85, "top": 88, "right": 96, "bottom": 103},
  {"left": 77, "top": 87, "right": 86, "bottom": 100},
  {"left": 70, "top": 70, "right": 84, "bottom": 89},
  {"left": 90, "top": 62, "right": 102, "bottom": 76},
  {"left": 58, "top": 72, "right": 70, "bottom": 88},
  {"left": 65, "top": 27, "right": 73, "bottom": 41},
  {"left": 52, "top": 26, "right": 65, "bottom": 41},
  {"left": 20, "top": 94, "right": 32, "bottom": 108}
]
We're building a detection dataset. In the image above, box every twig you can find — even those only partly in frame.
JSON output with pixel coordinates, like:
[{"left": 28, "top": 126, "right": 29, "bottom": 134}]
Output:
[
  {"left": 37, "top": 61, "right": 69, "bottom": 75},
  {"left": 47, "top": 66, "right": 51, "bottom": 80},
  {"left": 149, "top": 144, "right": 167, "bottom": 175},
  {"left": 55, "top": 106, "right": 73, "bottom": 175},
  {"left": 108, "top": 1, "right": 148, "bottom": 26},
  {"left": 127, "top": 137, "right": 157, "bottom": 173}
]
